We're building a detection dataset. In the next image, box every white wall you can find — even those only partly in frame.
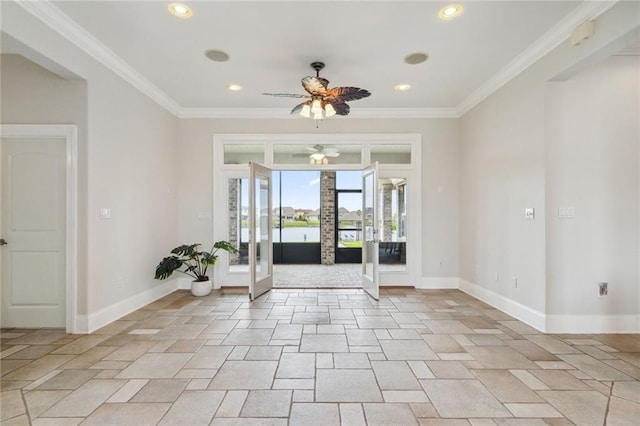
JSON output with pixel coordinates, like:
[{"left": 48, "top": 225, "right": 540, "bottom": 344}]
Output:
[
  {"left": 1, "top": 3, "right": 179, "bottom": 330},
  {"left": 177, "top": 118, "right": 460, "bottom": 282},
  {"left": 545, "top": 55, "right": 639, "bottom": 317},
  {"left": 460, "top": 1, "right": 640, "bottom": 331}
]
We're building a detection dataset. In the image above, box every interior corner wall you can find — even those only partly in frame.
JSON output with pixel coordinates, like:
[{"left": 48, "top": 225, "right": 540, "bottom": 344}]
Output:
[
  {"left": 459, "top": 72, "right": 547, "bottom": 315},
  {"left": 1, "top": 2, "right": 180, "bottom": 331},
  {"left": 459, "top": 1, "right": 640, "bottom": 331},
  {"left": 545, "top": 55, "right": 640, "bottom": 322},
  {"left": 176, "top": 118, "right": 460, "bottom": 284}
]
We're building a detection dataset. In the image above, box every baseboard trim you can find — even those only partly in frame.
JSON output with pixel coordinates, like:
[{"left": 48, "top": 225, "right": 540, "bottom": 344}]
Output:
[
  {"left": 459, "top": 279, "right": 547, "bottom": 332},
  {"left": 83, "top": 281, "right": 179, "bottom": 334},
  {"left": 545, "top": 314, "right": 640, "bottom": 334},
  {"left": 417, "top": 277, "right": 459, "bottom": 289}
]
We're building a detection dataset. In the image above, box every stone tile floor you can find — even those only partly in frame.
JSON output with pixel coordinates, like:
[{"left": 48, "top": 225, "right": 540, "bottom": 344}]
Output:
[
  {"left": 274, "top": 264, "right": 362, "bottom": 288},
  {"left": 1, "top": 288, "right": 639, "bottom": 425}
]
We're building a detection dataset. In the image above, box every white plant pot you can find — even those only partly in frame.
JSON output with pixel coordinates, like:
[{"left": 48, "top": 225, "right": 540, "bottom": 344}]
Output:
[{"left": 191, "top": 279, "right": 212, "bottom": 297}]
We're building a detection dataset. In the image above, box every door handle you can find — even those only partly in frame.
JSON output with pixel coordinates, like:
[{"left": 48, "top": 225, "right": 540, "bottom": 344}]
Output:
[{"left": 0, "top": 238, "right": 7, "bottom": 246}]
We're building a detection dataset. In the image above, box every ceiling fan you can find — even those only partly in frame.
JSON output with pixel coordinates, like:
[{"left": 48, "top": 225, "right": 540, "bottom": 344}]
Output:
[
  {"left": 263, "top": 62, "right": 371, "bottom": 120},
  {"left": 292, "top": 144, "right": 340, "bottom": 164}
]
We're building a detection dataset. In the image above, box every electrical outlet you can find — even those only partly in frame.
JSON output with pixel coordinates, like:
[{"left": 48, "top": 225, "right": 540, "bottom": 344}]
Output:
[
  {"left": 116, "top": 277, "right": 124, "bottom": 289},
  {"left": 598, "top": 282, "right": 608, "bottom": 296},
  {"left": 511, "top": 277, "right": 518, "bottom": 288}
]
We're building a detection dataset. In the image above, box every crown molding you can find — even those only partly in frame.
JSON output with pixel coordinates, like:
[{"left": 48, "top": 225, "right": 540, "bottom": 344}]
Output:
[
  {"left": 457, "top": 0, "right": 619, "bottom": 116},
  {"left": 178, "top": 107, "right": 460, "bottom": 119},
  {"left": 15, "top": 0, "right": 182, "bottom": 116}
]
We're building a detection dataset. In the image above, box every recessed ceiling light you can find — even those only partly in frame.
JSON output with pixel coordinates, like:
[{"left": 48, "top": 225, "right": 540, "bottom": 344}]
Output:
[
  {"left": 205, "top": 50, "right": 230, "bottom": 62},
  {"left": 439, "top": 4, "right": 463, "bottom": 20},
  {"left": 168, "top": 3, "right": 192, "bottom": 18},
  {"left": 226, "top": 84, "right": 242, "bottom": 91},
  {"left": 395, "top": 84, "right": 411, "bottom": 92},
  {"left": 404, "top": 52, "right": 429, "bottom": 65}
]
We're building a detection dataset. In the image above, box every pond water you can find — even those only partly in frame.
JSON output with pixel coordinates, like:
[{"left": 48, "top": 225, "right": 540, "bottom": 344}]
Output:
[{"left": 242, "top": 227, "right": 321, "bottom": 242}]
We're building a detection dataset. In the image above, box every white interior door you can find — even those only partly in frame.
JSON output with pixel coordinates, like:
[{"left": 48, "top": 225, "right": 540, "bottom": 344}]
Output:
[
  {"left": 362, "top": 163, "right": 380, "bottom": 300},
  {"left": 249, "top": 162, "right": 273, "bottom": 300},
  {"left": 1, "top": 137, "right": 66, "bottom": 327}
]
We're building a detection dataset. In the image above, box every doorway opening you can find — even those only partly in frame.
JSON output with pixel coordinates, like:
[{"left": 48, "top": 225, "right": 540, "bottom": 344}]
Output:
[{"left": 228, "top": 170, "right": 364, "bottom": 288}]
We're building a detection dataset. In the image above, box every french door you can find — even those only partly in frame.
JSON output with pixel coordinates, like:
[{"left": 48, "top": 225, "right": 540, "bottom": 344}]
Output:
[
  {"left": 249, "top": 162, "right": 273, "bottom": 300},
  {"left": 362, "top": 163, "right": 380, "bottom": 300}
]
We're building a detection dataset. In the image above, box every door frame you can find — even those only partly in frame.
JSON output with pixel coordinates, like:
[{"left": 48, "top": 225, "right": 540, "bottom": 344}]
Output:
[
  {"left": 0, "top": 124, "right": 78, "bottom": 333},
  {"left": 213, "top": 134, "right": 421, "bottom": 288}
]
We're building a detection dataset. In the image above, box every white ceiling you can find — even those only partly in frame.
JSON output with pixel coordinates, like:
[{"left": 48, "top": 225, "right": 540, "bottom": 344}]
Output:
[{"left": 19, "top": 1, "right": 615, "bottom": 117}]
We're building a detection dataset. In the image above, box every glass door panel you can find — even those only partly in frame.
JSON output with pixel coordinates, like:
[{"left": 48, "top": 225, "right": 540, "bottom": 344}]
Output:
[
  {"left": 362, "top": 163, "right": 379, "bottom": 300},
  {"left": 249, "top": 163, "right": 273, "bottom": 300}
]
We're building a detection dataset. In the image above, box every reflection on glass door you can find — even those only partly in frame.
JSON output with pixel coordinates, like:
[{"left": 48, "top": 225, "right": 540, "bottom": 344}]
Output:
[{"left": 249, "top": 163, "right": 273, "bottom": 300}]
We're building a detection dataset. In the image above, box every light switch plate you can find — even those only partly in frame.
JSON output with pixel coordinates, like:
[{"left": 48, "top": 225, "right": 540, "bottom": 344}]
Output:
[
  {"left": 525, "top": 208, "right": 535, "bottom": 220},
  {"left": 99, "top": 208, "right": 111, "bottom": 219}
]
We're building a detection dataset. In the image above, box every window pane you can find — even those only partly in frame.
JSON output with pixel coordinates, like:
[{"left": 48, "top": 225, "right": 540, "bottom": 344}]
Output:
[
  {"left": 224, "top": 144, "right": 264, "bottom": 164},
  {"left": 336, "top": 171, "right": 362, "bottom": 190},
  {"left": 337, "top": 192, "right": 362, "bottom": 249},
  {"left": 379, "top": 178, "right": 407, "bottom": 270},
  {"left": 277, "top": 171, "right": 320, "bottom": 242},
  {"left": 371, "top": 144, "right": 411, "bottom": 164}
]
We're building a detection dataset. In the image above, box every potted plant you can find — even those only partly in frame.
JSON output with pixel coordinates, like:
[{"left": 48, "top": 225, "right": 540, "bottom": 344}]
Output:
[{"left": 154, "top": 241, "right": 238, "bottom": 296}]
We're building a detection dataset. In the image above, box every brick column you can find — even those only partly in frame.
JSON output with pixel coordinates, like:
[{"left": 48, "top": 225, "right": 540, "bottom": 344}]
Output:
[
  {"left": 320, "top": 171, "right": 336, "bottom": 265},
  {"left": 382, "top": 184, "right": 393, "bottom": 241},
  {"left": 228, "top": 179, "right": 240, "bottom": 265}
]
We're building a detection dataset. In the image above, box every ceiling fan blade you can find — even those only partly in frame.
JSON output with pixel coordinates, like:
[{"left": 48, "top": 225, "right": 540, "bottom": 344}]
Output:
[
  {"left": 324, "top": 151, "right": 340, "bottom": 157},
  {"left": 327, "top": 101, "right": 350, "bottom": 116},
  {"left": 304, "top": 146, "right": 320, "bottom": 152},
  {"left": 301, "top": 76, "right": 328, "bottom": 96},
  {"left": 327, "top": 86, "right": 371, "bottom": 102},
  {"left": 262, "top": 93, "right": 309, "bottom": 98}
]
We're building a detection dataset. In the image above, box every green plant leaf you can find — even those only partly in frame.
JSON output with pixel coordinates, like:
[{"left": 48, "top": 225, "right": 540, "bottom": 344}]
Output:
[
  {"left": 213, "top": 240, "right": 239, "bottom": 253},
  {"left": 155, "top": 256, "right": 183, "bottom": 280},
  {"left": 171, "top": 244, "right": 200, "bottom": 257}
]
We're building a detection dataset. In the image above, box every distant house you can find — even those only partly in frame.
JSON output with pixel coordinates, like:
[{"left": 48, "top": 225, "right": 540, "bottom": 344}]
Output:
[
  {"left": 274, "top": 206, "right": 295, "bottom": 222},
  {"left": 295, "top": 208, "right": 314, "bottom": 221},
  {"left": 307, "top": 209, "right": 320, "bottom": 222}
]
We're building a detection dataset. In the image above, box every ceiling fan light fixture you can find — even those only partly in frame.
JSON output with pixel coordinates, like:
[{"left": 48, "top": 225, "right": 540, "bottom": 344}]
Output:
[
  {"left": 264, "top": 61, "right": 371, "bottom": 122},
  {"left": 311, "top": 99, "right": 323, "bottom": 115},
  {"left": 310, "top": 153, "right": 325, "bottom": 161},
  {"left": 324, "top": 103, "right": 336, "bottom": 118},
  {"left": 300, "top": 104, "right": 311, "bottom": 118}
]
